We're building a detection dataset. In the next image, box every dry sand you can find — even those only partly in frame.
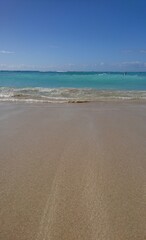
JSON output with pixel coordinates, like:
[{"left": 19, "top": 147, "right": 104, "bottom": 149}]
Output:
[{"left": 0, "top": 102, "right": 146, "bottom": 240}]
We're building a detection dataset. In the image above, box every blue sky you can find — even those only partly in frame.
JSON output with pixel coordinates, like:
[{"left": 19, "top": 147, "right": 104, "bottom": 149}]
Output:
[{"left": 0, "top": 0, "right": 146, "bottom": 71}]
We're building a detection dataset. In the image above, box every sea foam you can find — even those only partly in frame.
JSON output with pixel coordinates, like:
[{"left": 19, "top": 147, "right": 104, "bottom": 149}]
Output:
[{"left": 0, "top": 87, "right": 146, "bottom": 103}]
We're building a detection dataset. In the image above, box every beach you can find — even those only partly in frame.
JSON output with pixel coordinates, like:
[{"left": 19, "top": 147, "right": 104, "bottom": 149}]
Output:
[{"left": 0, "top": 102, "right": 146, "bottom": 240}]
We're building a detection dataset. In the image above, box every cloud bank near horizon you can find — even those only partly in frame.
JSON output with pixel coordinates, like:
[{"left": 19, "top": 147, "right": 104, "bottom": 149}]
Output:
[{"left": 0, "top": 61, "right": 146, "bottom": 72}]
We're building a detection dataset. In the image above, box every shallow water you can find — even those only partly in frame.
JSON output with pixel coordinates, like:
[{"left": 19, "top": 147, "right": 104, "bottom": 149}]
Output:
[{"left": 0, "top": 71, "right": 146, "bottom": 102}]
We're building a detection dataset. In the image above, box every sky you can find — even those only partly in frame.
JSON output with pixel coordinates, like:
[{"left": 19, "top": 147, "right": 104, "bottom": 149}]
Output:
[{"left": 0, "top": 0, "right": 146, "bottom": 71}]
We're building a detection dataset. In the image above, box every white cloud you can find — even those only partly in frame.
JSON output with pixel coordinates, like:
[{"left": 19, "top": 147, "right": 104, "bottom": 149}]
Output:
[
  {"left": 0, "top": 61, "right": 146, "bottom": 72},
  {"left": 0, "top": 50, "right": 15, "bottom": 54},
  {"left": 119, "top": 61, "right": 146, "bottom": 71},
  {"left": 122, "top": 49, "right": 133, "bottom": 54},
  {"left": 122, "top": 61, "right": 141, "bottom": 65},
  {"left": 122, "top": 49, "right": 146, "bottom": 54},
  {"left": 0, "top": 64, "right": 7, "bottom": 68},
  {"left": 99, "top": 62, "right": 105, "bottom": 66},
  {"left": 139, "top": 49, "right": 146, "bottom": 54}
]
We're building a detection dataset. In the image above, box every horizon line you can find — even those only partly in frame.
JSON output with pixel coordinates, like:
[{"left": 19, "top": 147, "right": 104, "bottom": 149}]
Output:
[{"left": 0, "top": 70, "right": 146, "bottom": 73}]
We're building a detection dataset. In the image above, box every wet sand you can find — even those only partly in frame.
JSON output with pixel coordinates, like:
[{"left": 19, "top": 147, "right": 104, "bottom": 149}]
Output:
[{"left": 0, "top": 102, "right": 146, "bottom": 240}]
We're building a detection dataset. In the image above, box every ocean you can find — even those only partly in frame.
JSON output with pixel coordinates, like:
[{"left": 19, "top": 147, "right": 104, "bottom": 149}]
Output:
[{"left": 0, "top": 71, "right": 146, "bottom": 103}]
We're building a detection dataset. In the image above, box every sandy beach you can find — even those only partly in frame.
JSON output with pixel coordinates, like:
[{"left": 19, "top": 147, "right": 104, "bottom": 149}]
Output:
[{"left": 0, "top": 102, "right": 146, "bottom": 240}]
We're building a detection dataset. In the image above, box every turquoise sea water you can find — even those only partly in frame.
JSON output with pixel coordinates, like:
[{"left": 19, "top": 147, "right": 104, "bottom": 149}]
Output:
[{"left": 0, "top": 71, "right": 146, "bottom": 102}]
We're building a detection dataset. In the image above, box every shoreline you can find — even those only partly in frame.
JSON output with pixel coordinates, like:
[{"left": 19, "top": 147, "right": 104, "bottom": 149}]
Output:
[
  {"left": 1, "top": 98, "right": 146, "bottom": 105},
  {"left": 1, "top": 87, "right": 146, "bottom": 103}
]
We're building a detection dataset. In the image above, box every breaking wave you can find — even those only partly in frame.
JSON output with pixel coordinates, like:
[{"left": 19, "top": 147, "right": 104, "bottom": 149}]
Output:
[{"left": 0, "top": 87, "right": 146, "bottom": 103}]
